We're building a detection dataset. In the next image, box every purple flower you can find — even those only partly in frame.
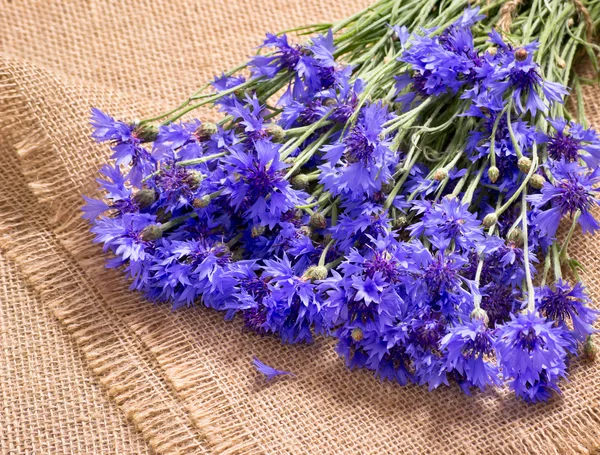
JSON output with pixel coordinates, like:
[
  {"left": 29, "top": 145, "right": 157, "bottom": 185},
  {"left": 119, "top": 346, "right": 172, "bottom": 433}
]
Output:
[
  {"left": 250, "top": 33, "right": 304, "bottom": 78},
  {"left": 90, "top": 108, "right": 156, "bottom": 187},
  {"left": 153, "top": 120, "right": 205, "bottom": 161},
  {"left": 319, "top": 102, "right": 397, "bottom": 199},
  {"left": 409, "top": 198, "right": 484, "bottom": 251},
  {"left": 262, "top": 255, "right": 324, "bottom": 343},
  {"left": 529, "top": 159, "right": 600, "bottom": 238},
  {"left": 542, "top": 118, "right": 600, "bottom": 166},
  {"left": 495, "top": 311, "right": 570, "bottom": 402},
  {"left": 223, "top": 139, "right": 307, "bottom": 228},
  {"left": 441, "top": 319, "right": 500, "bottom": 391},
  {"left": 252, "top": 357, "right": 294, "bottom": 381},
  {"left": 536, "top": 280, "right": 598, "bottom": 344},
  {"left": 91, "top": 212, "right": 156, "bottom": 263}
]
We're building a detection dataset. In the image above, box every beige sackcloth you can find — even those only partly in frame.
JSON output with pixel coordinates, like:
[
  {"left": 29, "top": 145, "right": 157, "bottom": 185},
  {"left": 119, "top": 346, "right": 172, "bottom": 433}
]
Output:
[{"left": 1, "top": 1, "right": 599, "bottom": 454}]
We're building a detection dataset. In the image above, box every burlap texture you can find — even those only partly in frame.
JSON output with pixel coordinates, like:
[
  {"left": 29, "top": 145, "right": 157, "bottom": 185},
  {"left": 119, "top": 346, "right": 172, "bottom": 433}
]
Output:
[{"left": 1, "top": 1, "right": 599, "bottom": 454}]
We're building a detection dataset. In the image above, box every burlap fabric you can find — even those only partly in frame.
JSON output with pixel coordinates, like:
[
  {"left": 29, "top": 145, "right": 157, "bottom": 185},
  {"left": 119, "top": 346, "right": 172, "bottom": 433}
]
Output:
[{"left": 1, "top": 1, "right": 600, "bottom": 454}]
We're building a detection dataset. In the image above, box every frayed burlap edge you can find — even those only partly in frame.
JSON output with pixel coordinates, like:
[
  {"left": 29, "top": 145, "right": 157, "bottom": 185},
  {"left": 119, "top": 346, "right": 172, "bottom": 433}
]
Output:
[{"left": 0, "top": 58, "right": 265, "bottom": 455}]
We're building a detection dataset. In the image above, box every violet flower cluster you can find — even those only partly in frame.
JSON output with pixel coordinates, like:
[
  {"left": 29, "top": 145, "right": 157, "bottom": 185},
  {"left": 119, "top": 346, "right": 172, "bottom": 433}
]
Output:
[{"left": 85, "top": 7, "right": 598, "bottom": 402}]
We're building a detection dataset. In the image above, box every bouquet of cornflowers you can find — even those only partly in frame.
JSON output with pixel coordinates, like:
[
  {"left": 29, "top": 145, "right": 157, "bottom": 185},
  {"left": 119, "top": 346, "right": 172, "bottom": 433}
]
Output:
[{"left": 84, "top": 0, "right": 600, "bottom": 402}]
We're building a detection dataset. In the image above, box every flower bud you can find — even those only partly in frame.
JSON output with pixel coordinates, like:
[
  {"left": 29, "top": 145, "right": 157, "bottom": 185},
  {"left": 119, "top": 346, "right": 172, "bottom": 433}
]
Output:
[
  {"left": 488, "top": 166, "right": 500, "bottom": 183},
  {"left": 195, "top": 122, "right": 217, "bottom": 141},
  {"left": 434, "top": 168, "right": 448, "bottom": 181},
  {"left": 251, "top": 225, "right": 266, "bottom": 238},
  {"left": 483, "top": 213, "right": 498, "bottom": 228},
  {"left": 133, "top": 188, "right": 157, "bottom": 209},
  {"left": 584, "top": 336, "right": 596, "bottom": 361},
  {"left": 303, "top": 265, "right": 328, "bottom": 281},
  {"left": 486, "top": 46, "right": 497, "bottom": 56},
  {"left": 515, "top": 48, "right": 528, "bottom": 61},
  {"left": 141, "top": 224, "right": 162, "bottom": 241},
  {"left": 568, "top": 18, "right": 575, "bottom": 27},
  {"left": 470, "top": 307, "right": 489, "bottom": 326},
  {"left": 299, "top": 226, "right": 312, "bottom": 237},
  {"left": 556, "top": 56, "right": 566, "bottom": 69},
  {"left": 351, "top": 328, "right": 364, "bottom": 342},
  {"left": 192, "top": 195, "right": 211, "bottom": 209},
  {"left": 186, "top": 170, "right": 205, "bottom": 189},
  {"left": 507, "top": 228, "right": 524, "bottom": 247},
  {"left": 530, "top": 174, "right": 546, "bottom": 189},
  {"left": 134, "top": 124, "right": 158, "bottom": 142},
  {"left": 266, "top": 124, "right": 286, "bottom": 142},
  {"left": 309, "top": 213, "right": 327, "bottom": 230},
  {"left": 155, "top": 207, "right": 172, "bottom": 223},
  {"left": 395, "top": 215, "right": 409, "bottom": 228},
  {"left": 291, "top": 174, "right": 310, "bottom": 190},
  {"left": 518, "top": 156, "right": 532, "bottom": 174},
  {"left": 381, "top": 180, "right": 395, "bottom": 194}
]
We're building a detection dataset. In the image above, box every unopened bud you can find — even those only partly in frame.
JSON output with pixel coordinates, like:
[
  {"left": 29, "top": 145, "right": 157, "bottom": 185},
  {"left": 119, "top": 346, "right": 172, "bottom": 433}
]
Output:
[
  {"left": 291, "top": 174, "right": 310, "bottom": 190},
  {"left": 299, "top": 226, "right": 312, "bottom": 237},
  {"left": 186, "top": 170, "right": 205, "bottom": 189},
  {"left": 192, "top": 195, "right": 211, "bottom": 209},
  {"left": 133, "top": 188, "right": 157, "bottom": 209},
  {"left": 196, "top": 122, "right": 217, "bottom": 141},
  {"left": 434, "top": 168, "right": 448, "bottom": 181},
  {"left": 488, "top": 166, "right": 500, "bottom": 183},
  {"left": 266, "top": 124, "right": 286, "bottom": 142},
  {"left": 487, "top": 46, "right": 498, "bottom": 56},
  {"left": 251, "top": 225, "right": 266, "bottom": 238},
  {"left": 507, "top": 228, "right": 524, "bottom": 247},
  {"left": 568, "top": 18, "right": 575, "bottom": 27},
  {"left": 470, "top": 307, "right": 489, "bottom": 326},
  {"left": 141, "top": 224, "right": 162, "bottom": 241},
  {"left": 351, "top": 328, "right": 364, "bottom": 342},
  {"left": 155, "top": 207, "right": 172, "bottom": 223},
  {"left": 518, "top": 156, "right": 532, "bottom": 173},
  {"left": 515, "top": 48, "right": 528, "bottom": 62},
  {"left": 309, "top": 213, "right": 327, "bottom": 230},
  {"left": 584, "top": 336, "right": 596, "bottom": 361},
  {"left": 303, "top": 265, "right": 328, "bottom": 281},
  {"left": 483, "top": 213, "right": 498, "bottom": 228},
  {"left": 395, "top": 215, "right": 409, "bottom": 228},
  {"left": 381, "top": 180, "right": 395, "bottom": 194},
  {"left": 134, "top": 124, "right": 158, "bottom": 142},
  {"left": 530, "top": 174, "right": 546, "bottom": 189},
  {"left": 556, "top": 56, "right": 566, "bottom": 69}
]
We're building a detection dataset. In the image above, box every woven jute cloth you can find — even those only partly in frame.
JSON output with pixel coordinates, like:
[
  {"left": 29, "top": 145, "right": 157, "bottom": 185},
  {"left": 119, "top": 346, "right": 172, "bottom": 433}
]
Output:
[{"left": 1, "top": 1, "right": 600, "bottom": 454}]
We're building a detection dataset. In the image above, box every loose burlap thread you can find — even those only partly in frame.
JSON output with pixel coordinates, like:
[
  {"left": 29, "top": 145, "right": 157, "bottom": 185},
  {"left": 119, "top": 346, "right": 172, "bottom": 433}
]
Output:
[{"left": 1, "top": 2, "right": 600, "bottom": 454}]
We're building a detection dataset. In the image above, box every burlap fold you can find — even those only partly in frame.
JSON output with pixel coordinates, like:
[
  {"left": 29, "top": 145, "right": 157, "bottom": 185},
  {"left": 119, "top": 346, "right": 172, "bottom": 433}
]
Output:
[{"left": 1, "top": 1, "right": 599, "bottom": 454}]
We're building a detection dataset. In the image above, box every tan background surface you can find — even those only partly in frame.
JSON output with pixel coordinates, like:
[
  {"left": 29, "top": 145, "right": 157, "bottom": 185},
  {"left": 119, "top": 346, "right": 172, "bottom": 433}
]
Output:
[{"left": 0, "top": 1, "right": 599, "bottom": 454}]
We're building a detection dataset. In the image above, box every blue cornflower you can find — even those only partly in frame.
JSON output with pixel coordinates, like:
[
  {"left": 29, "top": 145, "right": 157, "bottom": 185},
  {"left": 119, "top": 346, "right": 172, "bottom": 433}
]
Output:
[
  {"left": 330, "top": 204, "right": 392, "bottom": 253},
  {"left": 529, "top": 159, "right": 600, "bottom": 238},
  {"left": 541, "top": 118, "right": 600, "bottom": 166},
  {"left": 319, "top": 102, "right": 396, "bottom": 199},
  {"left": 82, "top": 165, "right": 138, "bottom": 220},
  {"left": 223, "top": 139, "right": 307, "bottom": 228},
  {"left": 396, "top": 10, "right": 484, "bottom": 105},
  {"left": 90, "top": 108, "right": 155, "bottom": 186},
  {"left": 153, "top": 120, "right": 207, "bottom": 161},
  {"left": 262, "top": 255, "right": 324, "bottom": 343},
  {"left": 250, "top": 33, "right": 304, "bottom": 78},
  {"left": 482, "top": 35, "right": 568, "bottom": 115},
  {"left": 480, "top": 282, "right": 518, "bottom": 327},
  {"left": 441, "top": 319, "right": 500, "bottom": 391},
  {"left": 91, "top": 212, "right": 156, "bottom": 263},
  {"left": 409, "top": 197, "right": 484, "bottom": 251},
  {"left": 536, "top": 280, "right": 598, "bottom": 345},
  {"left": 495, "top": 311, "right": 570, "bottom": 402}
]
